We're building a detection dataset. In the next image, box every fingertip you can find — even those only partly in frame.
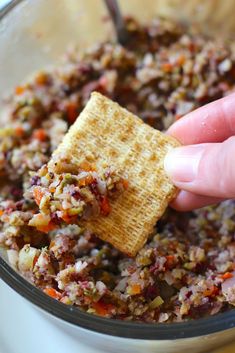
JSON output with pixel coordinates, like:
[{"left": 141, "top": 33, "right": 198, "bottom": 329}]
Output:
[
  {"left": 170, "top": 190, "right": 225, "bottom": 211},
  {"left": 167, "top": 93, "right": 235, "bottom": 145},
  {"left": 166, "top": 114, "right": 191, "bottom": 144}
]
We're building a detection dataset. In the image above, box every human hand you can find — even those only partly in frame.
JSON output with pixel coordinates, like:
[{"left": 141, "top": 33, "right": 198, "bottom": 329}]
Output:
[{"left": 164, "top": 92, "right": 235, "bottom": 211}]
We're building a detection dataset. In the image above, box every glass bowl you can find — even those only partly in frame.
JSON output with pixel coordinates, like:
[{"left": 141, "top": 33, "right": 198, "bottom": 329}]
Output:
[{"left": 1, "top": 1, "right": 235, "bottom": 352}]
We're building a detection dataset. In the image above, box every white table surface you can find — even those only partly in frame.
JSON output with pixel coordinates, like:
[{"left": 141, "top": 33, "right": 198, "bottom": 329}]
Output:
[
  {"left": 0, "top": 0, "right": 11, "bottom": 10},
  {"left": 0, "top": 279, "right": 98, "bottom": 353}
]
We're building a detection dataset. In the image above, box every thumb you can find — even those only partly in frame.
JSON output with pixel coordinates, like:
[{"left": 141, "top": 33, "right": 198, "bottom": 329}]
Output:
[{"left": 164, "top": 136, "right": 235, "bottom": 199}]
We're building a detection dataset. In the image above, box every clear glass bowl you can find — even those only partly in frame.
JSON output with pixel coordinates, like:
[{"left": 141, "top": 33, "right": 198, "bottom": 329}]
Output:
[{"left": 1, "top": 1, "right": 235, "bottom": 352}]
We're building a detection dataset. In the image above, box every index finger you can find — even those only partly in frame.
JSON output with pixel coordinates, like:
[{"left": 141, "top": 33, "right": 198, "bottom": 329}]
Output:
[{"left": 167, "top": 92, "right": 235, "bottom": 145}]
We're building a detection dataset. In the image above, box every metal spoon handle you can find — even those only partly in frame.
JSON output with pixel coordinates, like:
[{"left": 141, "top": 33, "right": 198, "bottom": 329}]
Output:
[{"left": 104, "top": 0, "right": 129, "bottom": 45}]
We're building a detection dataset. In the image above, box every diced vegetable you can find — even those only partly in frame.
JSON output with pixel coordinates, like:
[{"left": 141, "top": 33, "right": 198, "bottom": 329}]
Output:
[
  {"left": 203, "top": 286, "right": 219, "bottom": 297},
  {"left": 149, "top": 296, "right": 164, "bottom": 309},
  {"left": 18, "top": 245, "right": 40, "bottom": 272},
  {"left": 33, "top": 129, "right": 47, "bottom": 141},
  {"left": 66, "top": 102, "right": 78, "bottom": 124},
  {"left": 33, "top": 187, "right": 45, "bottom": 206},
  {"left": 15, "top": 85, "right": 25, "bottom": 95},
  {"left": 15, "top": 126, "right": 25, "bottom": 137},
  {"left": 220, "top": 272, "right": 233, "bottom": 280},
  {"left": 127, "top": 283, "right": 141, "bottom": 295},
  {"left": 28, "top": 214, "right": 57, "bottom": 233},
  {"left": 44, "top": 287, "right": 62, "bottom": 300},
  {"left": 7, "top": 249, "right": 19, "bottom": 268},
  {"left": 92, "top": 301, "right": 114, "bottom": 317},
  {"left": 100, "top": 196, "right": 111, "bottom": 216}
]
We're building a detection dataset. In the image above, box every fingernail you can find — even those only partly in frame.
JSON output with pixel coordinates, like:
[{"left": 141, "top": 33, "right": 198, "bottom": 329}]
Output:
[{"left": 164, "top": 145, "right": 205, "bottom": 183}]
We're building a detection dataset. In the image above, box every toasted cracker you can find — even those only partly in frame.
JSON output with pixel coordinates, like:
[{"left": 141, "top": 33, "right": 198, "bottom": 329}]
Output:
[{"left": 48, "top": 92, "right": 180, "bottom": 256}]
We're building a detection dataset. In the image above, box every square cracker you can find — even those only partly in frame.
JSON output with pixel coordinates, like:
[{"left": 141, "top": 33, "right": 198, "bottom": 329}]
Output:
[{"left": 48, "top": 92, "right": 180, "bottom": 256}]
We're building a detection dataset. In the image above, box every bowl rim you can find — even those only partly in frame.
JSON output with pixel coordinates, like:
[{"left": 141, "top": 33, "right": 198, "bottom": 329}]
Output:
[
  {"left": 0, "top": 0, "right": 21, "bottom": 20},
  {"left": 1, "top": 0, "right": 235, "bottom": 341}
]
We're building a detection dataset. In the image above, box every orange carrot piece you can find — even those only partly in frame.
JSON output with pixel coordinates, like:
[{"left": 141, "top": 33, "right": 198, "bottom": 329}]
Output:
[
  {"left": 15, "top": 126, "right": 25, "bottom": 137},
  {"left": 128, "top": 283, "right": 141, "bottom": 295},
  {"left": 220, "top": 272, "right": 233, "bottom": 280},
  {"left": 204, "top": 286, "right": 219, "bottom": 297},
  {"left": 15, "top": 85, "right": 25, "bottom": 95},
  {"left": 36, "top": 221, "right": 57, "bottom": 233},
  {"left": 35, "top": 72, "right": 48, "bottom": 85},
  {"left": 162, "top": 62, "right": 173, "bottom": 73},
  {"left": 92, "top": 302, "right": 114, "bottom": 316},
  {"left": 60, "top": 212, "right": 77, "bottom": 224},
  {"left": 33, "top": 187, "right": 44, "bottom": 206},
  {"left": 100, "top": 196, "right": 111, "bottom": 216},
  {"left": 78, "top": 174, "right": 94, "bottom": 187},
  {"left": 176, "top": 55, "right": 186, "bottom": 66},
  {"left": 44, "top": 287, "right": 62, "bottom": 300},
  {"left": 165, "top": 255, "right": 175, "bottom": 268},
  {"left": 33, "top": 128, "right": 47, "bottom": 142},
  {"left": 66, "top": 102, "right": 78, "bottom": 124}
]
